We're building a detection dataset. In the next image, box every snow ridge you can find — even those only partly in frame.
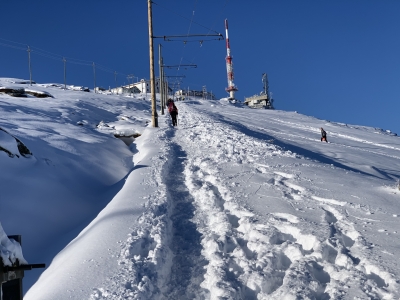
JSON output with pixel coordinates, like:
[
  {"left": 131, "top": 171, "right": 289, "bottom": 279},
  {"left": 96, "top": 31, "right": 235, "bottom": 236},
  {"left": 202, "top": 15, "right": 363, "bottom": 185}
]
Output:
[{"left": 90, "top": 129, "right": 174, "bottom": 299}]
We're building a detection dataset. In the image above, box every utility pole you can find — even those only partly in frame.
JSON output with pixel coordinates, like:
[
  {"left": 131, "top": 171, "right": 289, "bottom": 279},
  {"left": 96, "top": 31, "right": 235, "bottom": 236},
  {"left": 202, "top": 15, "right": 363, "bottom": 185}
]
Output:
[
  {"left": 166, "top": 81, "right": 169, "bottom": 100},
  {"left": 27, "top": 46, "right": 32, "bottom": 86},
  {"left": 163, "top": 73, "right": 167, "bottom": 108},
  {"left": 92, "top": 62, "right": 96, "bottom": 93},
  {"left": 63, "top": 57, "right": 66, "bottom": 90},
  {"left": 148, "top": 0, "right": 158, "bottom": 127},
  {"left": 158, "top": 44, "right": 164, "bottom": 115},
  {"left": 161, "top": 65, "right": 166, "bottom": 113},
  {"left": 127, "top": 74, "right": 135, "bottom": 97},
  {"left": 114, "top": 71, "right": 118, "bottom": 94},
  {"left": 140, "top": 79, "right": 145, "bottom": 97}
]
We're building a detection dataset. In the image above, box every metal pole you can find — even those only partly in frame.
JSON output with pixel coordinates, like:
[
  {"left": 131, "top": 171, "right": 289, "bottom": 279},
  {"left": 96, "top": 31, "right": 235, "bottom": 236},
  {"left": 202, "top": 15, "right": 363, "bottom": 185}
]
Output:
[
  {"left": 27, "top": 46, "right": 32, "bottom": 86},
  {"left": 129, "top": 75, "right": 132, "bottom": 97},
  {"left": 159, "top": 44, "right": 164, "bottom": 115},
  {"left": 158, "top": 44, "right": 162, "bottom": 114},
  {"left": 126, "top": 76, "right": 129, "bottom": 96},
  {"left": 163, "top": 77, "right": 166, "bottom": 109},
  {"left": 114, "top": 71, "right": 118, "bottom": 94},
  {"left": 148, "top": 0, "right": 158, "bottom": 127},
  {"left": 162, "top": 60, "right": 167, "bottom": 110},
  {"left": 63, "top": 57, "right": 66, "bottom": 90},
  {"left": 166, "top": 81, "right": 169, "bottom": 100},
  {"left": 92, "top": 62, "right": 96, "bottom": 93}
]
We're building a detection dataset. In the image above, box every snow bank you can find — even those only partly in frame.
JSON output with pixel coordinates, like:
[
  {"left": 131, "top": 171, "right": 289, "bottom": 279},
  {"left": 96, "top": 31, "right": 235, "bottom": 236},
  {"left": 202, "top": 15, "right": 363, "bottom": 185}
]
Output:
[{"left": 0, "top": 223, "right": 27, "bottom": 266}]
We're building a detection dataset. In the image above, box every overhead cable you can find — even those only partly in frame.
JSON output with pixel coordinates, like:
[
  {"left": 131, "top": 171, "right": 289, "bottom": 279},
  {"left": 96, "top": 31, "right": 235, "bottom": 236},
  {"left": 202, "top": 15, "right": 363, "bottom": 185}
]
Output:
[{"left": 0, "top": 37, "right": 128, "bottom": 77}]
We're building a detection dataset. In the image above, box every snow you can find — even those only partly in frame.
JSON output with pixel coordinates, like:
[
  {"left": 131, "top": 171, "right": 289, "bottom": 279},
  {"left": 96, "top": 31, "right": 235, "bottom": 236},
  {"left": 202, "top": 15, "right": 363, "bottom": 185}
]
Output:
[
  {"left": 0, "top": 129, "right": 21, "bottom": 157},
  {"left": 1, "top": 77, "right": 400, "bottom": 299},
  {"left": 0, "top": 223, "right": 27, "bottom": 267}
]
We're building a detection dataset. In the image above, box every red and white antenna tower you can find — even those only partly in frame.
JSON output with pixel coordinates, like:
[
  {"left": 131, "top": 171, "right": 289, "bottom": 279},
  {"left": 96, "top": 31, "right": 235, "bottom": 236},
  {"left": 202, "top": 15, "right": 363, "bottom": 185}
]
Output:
[{"left": 224, "top": 19, "right": 238, "bottom": 100}]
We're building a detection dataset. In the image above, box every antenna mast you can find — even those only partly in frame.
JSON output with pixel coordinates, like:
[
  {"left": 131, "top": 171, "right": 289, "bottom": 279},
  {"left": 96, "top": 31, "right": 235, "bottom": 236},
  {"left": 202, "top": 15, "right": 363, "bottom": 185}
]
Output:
[
  {"left": 262, "top": 73, "right": 269, "bottom": 96},
  {"left": 224, "top": 19, "right": 238, "bottom": 99}
]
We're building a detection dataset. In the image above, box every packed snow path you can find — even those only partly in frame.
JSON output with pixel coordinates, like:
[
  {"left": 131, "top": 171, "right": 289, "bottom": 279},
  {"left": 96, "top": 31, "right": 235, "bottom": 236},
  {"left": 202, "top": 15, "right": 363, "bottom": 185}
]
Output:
[
  {"left": 89, "top": 101, "right": 400, "bottom": 300},
  {"left": 163, "top": 141, "right": 205, "bottom": 298}
]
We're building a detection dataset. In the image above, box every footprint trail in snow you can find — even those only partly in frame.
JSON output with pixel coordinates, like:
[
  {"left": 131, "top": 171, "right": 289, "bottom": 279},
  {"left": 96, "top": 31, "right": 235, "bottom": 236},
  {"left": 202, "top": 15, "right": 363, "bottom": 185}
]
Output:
[{"left": 91, "top": 102, "right": 400, "bottom": 299}]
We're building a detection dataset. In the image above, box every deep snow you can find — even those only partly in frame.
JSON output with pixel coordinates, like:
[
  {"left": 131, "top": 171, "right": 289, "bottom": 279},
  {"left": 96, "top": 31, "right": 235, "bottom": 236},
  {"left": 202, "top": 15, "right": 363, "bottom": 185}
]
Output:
[{"left": 1, "top": 78, "right": 400, "bottom": 299}]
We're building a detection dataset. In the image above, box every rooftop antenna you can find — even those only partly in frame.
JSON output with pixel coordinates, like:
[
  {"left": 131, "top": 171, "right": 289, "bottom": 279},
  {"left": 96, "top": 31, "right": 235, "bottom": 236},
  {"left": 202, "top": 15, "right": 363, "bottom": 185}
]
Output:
[{"left": 224, "top": 19, "right": 238, "bottom": 100}]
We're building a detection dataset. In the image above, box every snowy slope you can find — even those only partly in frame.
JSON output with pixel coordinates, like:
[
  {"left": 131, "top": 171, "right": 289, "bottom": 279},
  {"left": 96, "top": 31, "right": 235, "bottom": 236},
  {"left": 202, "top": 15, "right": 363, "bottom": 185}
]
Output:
[
  {"left": 1, "top": 79, "right": 400, "bottom": 299},
  {"left": 0, "top": 78, "right": 150, "bottom": 292}
]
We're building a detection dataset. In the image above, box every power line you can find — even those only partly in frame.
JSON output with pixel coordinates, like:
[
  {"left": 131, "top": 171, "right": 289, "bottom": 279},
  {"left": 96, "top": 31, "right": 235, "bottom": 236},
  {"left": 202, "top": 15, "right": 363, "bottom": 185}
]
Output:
[
  {"left": 152, "top": 0, "right": 227, "bottom": 92},
  {"left": 0, "top": 37, "right": 131, "bottom": 81},
  {"left": 30, "top": 46, "right": 63, "bottom": 60},
  {"left": 160, "top": 37, "right": 223, "bottom": 43},
  {"left": 63, "top": 55, "right": 95, "bottom": 65},
  {"left": 206, "top": 0, "right": 230, "bottom": 35},
  {"left": 184, "top": 0, "right": 229, "bottom": 73},
  {"left": 0, "top": 37, "right": 27, "bottom": 47},
  {"left": 186, "top": 0, "right": 198, "bottom": 38},
  {"left": 176, "top": 0, "right": 197, "bottom": 75},
  {"left": 0, "top": 42, "right": 26, "bottom": 51},
  {"left": 67, "top": 60, "right": 92, "bottom": 67},
  {"left": 30, "top": 50, "right": 63, "bottom": 61},
  {"left": 153, "top": 1, "right": 221, "bottom": 35}
]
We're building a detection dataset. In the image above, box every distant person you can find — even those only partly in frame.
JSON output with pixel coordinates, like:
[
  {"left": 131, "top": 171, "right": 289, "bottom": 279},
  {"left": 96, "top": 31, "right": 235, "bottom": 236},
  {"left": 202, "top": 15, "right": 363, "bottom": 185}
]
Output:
[
  {"left": 320, "top": 127, "right": 328, "bottom": 142},
  {"left": 167, "top": 98, "right": 178, "bottom": 126}
]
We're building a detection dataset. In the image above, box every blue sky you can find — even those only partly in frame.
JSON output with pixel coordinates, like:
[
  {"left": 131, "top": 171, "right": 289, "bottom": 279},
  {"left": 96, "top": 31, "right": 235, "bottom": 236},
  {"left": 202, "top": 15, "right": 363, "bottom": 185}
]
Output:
[{"left": 1, "top": 0, "right": 400, "bottom": 134}]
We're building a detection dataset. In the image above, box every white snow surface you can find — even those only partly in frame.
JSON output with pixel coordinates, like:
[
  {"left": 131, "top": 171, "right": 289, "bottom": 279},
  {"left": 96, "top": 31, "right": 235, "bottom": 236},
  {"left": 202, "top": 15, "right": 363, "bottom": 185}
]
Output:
[
  {"left": 0, "top": 223, "right": 27, "bottom": 266},
  {"left": 1, "top": 78, "right": 400, "bottom": 299}
]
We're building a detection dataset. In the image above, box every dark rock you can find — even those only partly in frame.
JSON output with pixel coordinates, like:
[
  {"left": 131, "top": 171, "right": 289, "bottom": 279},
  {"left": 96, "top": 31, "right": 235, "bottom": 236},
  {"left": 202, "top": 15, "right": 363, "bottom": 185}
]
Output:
[{"left": 0, "top": 127, "right": 32, "bottom": 158}]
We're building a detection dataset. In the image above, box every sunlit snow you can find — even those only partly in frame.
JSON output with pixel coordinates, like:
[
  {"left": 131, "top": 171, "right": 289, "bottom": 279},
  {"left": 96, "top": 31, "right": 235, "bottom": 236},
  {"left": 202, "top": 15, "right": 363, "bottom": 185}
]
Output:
[{"left": 1, "top": 78, "right": 400, "bottom": 299}]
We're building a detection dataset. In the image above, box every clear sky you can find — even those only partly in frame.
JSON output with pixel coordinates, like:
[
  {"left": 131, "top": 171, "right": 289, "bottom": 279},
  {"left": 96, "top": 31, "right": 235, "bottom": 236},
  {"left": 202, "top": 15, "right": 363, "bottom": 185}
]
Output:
[{"left": 1, "top": 0, "right": 400, "bottom": 134}]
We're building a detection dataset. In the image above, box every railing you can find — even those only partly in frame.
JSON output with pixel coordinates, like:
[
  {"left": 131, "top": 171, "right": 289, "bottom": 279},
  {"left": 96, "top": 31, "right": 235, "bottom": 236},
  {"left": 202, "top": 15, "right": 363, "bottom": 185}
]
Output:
[{"left": 0, "top": 235, "right": 45, "bottom": 300}]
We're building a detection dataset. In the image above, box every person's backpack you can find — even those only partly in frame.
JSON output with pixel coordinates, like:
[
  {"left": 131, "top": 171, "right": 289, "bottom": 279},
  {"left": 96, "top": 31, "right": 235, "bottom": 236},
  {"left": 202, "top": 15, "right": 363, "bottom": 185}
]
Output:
[{"left": 168, "top": 101, "right": 177, "bottom": 113}]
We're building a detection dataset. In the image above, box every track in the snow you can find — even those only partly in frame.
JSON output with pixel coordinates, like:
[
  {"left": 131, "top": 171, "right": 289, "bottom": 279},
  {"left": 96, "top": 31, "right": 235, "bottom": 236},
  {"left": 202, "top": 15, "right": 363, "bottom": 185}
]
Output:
[{"left": 163, "top": 138, "right": 207, "bottom": 299}]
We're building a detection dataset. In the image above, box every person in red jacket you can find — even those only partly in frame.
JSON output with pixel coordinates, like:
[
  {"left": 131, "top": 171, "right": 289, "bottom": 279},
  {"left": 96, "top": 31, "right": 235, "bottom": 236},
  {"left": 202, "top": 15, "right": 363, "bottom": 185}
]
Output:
[
  {"left": 167, "top": 98, "right": 178, "bottom": 126},
  {"left": 320, "top": 127, "right": 328, "bottom": 142}
]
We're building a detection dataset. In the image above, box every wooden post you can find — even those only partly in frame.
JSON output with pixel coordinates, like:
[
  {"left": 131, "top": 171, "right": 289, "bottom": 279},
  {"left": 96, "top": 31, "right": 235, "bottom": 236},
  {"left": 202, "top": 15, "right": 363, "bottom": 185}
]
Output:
[{"left": 148, "top": 0, "right": 158, "bottom": 127}]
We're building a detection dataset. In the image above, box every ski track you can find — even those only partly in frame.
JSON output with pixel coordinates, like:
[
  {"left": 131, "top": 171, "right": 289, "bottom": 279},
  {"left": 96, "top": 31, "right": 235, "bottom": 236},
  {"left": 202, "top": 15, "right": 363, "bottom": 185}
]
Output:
[{"left": 90, "top": 103, "right": 400, "bottom": 299}]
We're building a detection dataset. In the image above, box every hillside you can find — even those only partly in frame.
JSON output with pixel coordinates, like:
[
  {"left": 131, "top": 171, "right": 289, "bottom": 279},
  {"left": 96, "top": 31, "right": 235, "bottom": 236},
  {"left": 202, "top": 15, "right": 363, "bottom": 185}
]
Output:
[{"left": 1, "top": 78, "right": 400, "bottom": 299}]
